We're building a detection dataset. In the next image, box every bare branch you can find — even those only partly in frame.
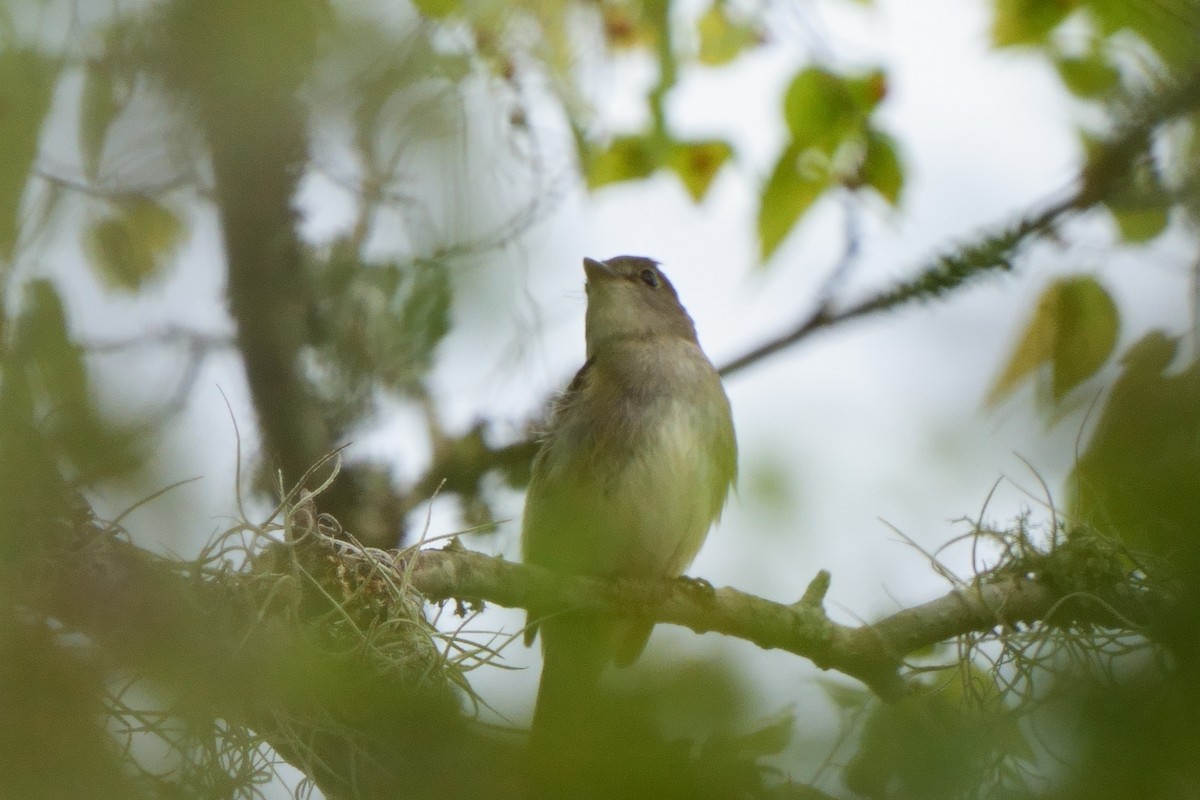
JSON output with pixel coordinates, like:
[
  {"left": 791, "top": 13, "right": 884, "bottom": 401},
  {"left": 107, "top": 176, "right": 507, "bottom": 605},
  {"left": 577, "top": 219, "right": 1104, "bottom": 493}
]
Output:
[
  {"left": 718, "top": 65, "right": 1200, "bottom": 379},
  {"left": 400, "top": 544, "right": 1156, "bottom": 699}
]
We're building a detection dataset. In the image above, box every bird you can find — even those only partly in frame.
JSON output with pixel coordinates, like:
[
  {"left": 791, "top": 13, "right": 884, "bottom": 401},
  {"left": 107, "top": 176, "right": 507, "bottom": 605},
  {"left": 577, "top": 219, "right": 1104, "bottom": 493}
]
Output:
[{"left": 521, "top": 254, "right": 737, "bottom": 771}]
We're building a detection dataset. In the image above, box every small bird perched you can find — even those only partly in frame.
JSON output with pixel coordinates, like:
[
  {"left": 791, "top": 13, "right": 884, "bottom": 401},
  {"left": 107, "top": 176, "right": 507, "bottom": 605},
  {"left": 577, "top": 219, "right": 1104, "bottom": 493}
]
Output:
[{"left": 521, "top": 255, "right": 737, "bottom": 761}]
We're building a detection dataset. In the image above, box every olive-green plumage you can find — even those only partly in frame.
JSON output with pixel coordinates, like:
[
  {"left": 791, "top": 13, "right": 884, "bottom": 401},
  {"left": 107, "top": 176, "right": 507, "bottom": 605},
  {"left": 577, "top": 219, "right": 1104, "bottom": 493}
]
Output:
[{"left": 522, "top": 255, "right": 736, "bottom": 752}]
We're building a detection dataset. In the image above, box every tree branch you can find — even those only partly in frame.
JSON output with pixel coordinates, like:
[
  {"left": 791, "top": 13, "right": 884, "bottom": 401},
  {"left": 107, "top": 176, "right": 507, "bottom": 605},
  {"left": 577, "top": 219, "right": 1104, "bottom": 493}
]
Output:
[
  {"left": 721, "top": 64, "right": 1200, "bottom": 379},
  {"left": 27, "top": 521, "right": 521, "bottom": 800},
  {"left": 718, "top": 197, "right": 1073, "bottom": 378},
  {"left": 158, "top": 2, "right": 407, "bottom": 549},
  {"left": 399, "top": 543, "right": 1156, "bottom": 699},
  {"left": 16, "top": 503, "right": 1159, "bottom": 800}
]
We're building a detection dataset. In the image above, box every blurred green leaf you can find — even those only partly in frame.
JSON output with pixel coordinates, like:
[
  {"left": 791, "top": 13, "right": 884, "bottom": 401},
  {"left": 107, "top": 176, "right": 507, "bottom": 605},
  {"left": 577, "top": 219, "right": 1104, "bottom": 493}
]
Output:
[
  {"left": 929, "top": 662, "right": 1006, "bottom": 707},
  {"left": 1086, "top": 0, "right": 1200, "bottom": 65},
  {"left": 991, "top": 0, "right": 1076, "bottom": 47},
  {"left": 587, "top": 134, "right": 662, "bottom": 190},
  {"left": 1086, "top": 138, "right": 1170, "bottom": 242},
  {"left": 988, "top": 274, "right": 1119, "bottom": 404},
  {"left": 0, "top": 622, "right": 136, "bottom": 799},
  {"left": 14, "top": 281, "right": 137, "bottom": 481},
  {"left": 310, "top": 254, "right": 453, "bottom": 404},
  {"left": 1045, "top": 663, "right": 1200, "bottom": 800},
  {"left": 84, "top": 199, "right": 186, "bottom": 292},
  {"left": 845, "top": 685, "right": 1023, "bottom": 800},
  {"left": 858, "top": 128, "right": 903, "bottom": 204},
  {"left": 722, "top": 712, "right": 794, "bottom": 757},
  {"left": 1050, "top": 275, "right": 1120, "bottom": 398},
  {"left": 668, "top": 140, "right": 733, "bottom": 202},
  {"left": 1055, "top": 52, "right": 1120, "bottom": 98},
  {"left": 1110, "top": 204, "right": 1170, "bottom": 242},
  {"left": 19, "top": 281, "right": 86, "bottom": 409},
  {"left": 926, "top": 664, "right": 1035, "bottom": 762},
  {"left": 783, "top": 67, "right": 884, "bottom": 148},
  {"left": 758, "top": 142, "right": 831, "bottom": 260},
  {"left": 697, "top": 5, "right": 758, "bottom": 66},
  {"left": 0, "top": 48, "right": 59, "bottom": 262},
  {"left": 1069, "top": 331, "right": 1200, "bottom": 555},
  {"left": 766, "top": 65, "right": 892, "bottom": 258},
  {"left": 1081, "top": 130, "right": 1172, "bottom": 242},
  {"left": 601, "top": 3, "right": 660, "bottom": 49},
  {"left": 846, "top": 70, "right": 888, "bottom": 112},
  {"left": 818, "top": 678, "right": 871, "bottom": 710},
  {"left": 396, "top": 259, "right": 452, "bottom": 381}
]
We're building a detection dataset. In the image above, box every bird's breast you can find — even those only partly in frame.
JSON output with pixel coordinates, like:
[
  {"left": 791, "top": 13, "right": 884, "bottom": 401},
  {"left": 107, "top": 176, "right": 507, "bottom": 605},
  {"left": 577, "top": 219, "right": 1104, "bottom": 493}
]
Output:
[{"left": 524, "top": 337, "right": 734, "bottom": 579}]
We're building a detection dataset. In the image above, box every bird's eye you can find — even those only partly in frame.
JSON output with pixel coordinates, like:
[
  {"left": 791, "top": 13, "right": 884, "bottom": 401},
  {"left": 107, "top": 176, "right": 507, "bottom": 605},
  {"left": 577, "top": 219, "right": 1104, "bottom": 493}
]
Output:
[{"left": 639, "top": 268, "right": 659, "bottom": 288}]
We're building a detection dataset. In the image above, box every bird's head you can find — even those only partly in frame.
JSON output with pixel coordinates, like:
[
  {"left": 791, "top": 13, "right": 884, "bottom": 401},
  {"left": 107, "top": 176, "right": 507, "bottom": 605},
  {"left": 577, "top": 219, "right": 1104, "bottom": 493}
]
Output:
[{"left": 583, "top": 256, "right": 698, "bottom": 357}]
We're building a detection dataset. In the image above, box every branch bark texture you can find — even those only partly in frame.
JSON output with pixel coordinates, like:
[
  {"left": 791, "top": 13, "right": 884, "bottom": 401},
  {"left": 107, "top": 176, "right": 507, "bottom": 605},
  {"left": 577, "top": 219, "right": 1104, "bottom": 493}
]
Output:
[{"left": 401, "top": 545, "right": 1154, "bottom": 698}]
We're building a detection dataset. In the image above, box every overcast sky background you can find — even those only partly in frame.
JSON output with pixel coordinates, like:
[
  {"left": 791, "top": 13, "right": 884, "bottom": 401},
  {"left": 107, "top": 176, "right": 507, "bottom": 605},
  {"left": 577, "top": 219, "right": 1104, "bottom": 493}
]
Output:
[{"left": 50, "top": 0, "right": 1198, "bottom": 790}]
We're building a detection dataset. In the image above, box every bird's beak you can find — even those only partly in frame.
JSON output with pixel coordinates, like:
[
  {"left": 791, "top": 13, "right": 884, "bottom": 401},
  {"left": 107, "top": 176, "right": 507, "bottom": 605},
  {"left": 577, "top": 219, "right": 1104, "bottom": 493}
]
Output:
[{"left": 583, "top": 257, "right": 616, "bottom": 285}]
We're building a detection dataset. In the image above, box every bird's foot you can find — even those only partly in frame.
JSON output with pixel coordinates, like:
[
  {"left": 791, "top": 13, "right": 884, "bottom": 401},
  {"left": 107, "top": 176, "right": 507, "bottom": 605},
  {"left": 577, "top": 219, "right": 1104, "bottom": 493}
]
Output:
[{"left": 675, "top": 574, "right": 715, "bottom": 598}]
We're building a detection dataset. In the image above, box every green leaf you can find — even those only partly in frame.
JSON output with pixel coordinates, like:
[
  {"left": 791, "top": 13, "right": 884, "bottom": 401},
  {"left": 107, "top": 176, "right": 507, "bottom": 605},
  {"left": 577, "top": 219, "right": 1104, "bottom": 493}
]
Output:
[
  {"left": 758, "top": 142, "right": 831, "bottom": 260},
  {"left": 846, "top": 687, "right": 1020, "bottom": 800},
  {"left": 84, "top": 199, "right": 186, "bottom": 292},
  {"left": 600, "top": 3, "right": 659, "bottom": 49},
  {"left": 845, "top": 69, "right": 888, "bottom": 113},
  {"left": 1052, "top": 277, "right": 1120, "bottom": 400},
  {"left": 586, "top": 135, "right": 661, "bottom": 190},
  {"left": 991, "top": 0, "right": 1075, "bottom": 47},
  {"left": 1069, "top": 331, "right": 1200, "bottom": 555},
  {"left": 14, "top": 280, "right": 138, "bottom": 480},
  {"left": 0, "top": 49, "right": 60, "bottom": 262},
  {"left": 1096, "top": 145, "right": 1171, "bottom": 243},
  {"left": 1055, "top": 52, "right": 1120, "bottom": 98},
  {"left": 667, "top": 140, "right": 733, "bottom": 202},
  {"left": 858, "top": 128, "right": 903, "bottom": 204},
  {"left": 395, "top": 259, "right": 452, "bottom": 381},
  {"left": 784, "top": 67, "right": 872, "bottom": 148},
  {"left": 697, "top": 5, "right": 758, "bottom": 66},
  {"left": 723, "top": 712, "right": 794, "bottom": 758},
  {"left": 987, "top": 274, "right": 1119, "bottom": 404},
  {"left": 1110, "top": 204, "right": 1170, "bottom": 242},
  {"left": 1086, "top": 0, "right": 1197, "bottom": 64},
  {"left": 309, "top": 253, "right": 454, "bottom": 401},
  {"left": 817, "top": 678, "right": 871, "bottom": 710},
  {"left": 19, "top": 281, "right": 87, "bottom": 409}
]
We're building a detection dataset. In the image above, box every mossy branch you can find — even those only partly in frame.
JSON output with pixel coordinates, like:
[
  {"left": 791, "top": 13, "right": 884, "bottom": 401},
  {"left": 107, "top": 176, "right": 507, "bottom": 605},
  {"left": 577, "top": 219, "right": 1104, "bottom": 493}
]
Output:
[
  {"left": 16, "top": 494, "right": 1162, "bottom": 799},
  {"left": 401, "top": 541, "right": 1157, "bottom": 699}
]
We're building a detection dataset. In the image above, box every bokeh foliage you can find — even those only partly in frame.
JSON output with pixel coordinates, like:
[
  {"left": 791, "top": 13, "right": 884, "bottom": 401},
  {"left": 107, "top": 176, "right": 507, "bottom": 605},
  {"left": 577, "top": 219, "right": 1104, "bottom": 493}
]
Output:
[
  {"left": 0, "top": 0, "right": 1199, "bottom": 797},
  {"left": 980, "top": 4, "right": 1200, "bottom": 800}
]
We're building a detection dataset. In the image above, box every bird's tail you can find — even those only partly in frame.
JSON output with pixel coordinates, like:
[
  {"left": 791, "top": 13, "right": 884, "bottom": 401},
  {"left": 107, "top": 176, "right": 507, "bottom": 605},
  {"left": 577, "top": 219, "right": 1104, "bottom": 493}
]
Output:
[
  {"left": 529, "top": 614, "right": 610, "bottom": 742},
  {"left": 527, "top": 613, "right": 614, "bottom": 795}
]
